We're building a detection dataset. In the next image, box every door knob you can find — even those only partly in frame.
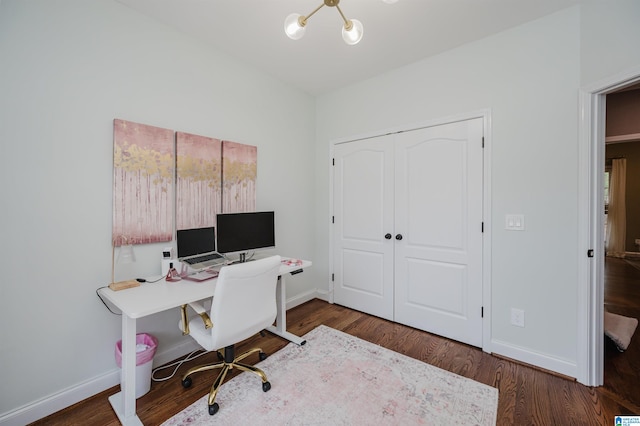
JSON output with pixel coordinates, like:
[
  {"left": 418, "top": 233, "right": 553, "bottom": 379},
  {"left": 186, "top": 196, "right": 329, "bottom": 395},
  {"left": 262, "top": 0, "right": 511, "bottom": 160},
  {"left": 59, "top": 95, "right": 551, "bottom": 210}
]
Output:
[
  {"left": 385, "top": 233, "right": 392, "bottom": 240},
  {"left": 395, "top": 234, "right": 403, "bottom": 240}
]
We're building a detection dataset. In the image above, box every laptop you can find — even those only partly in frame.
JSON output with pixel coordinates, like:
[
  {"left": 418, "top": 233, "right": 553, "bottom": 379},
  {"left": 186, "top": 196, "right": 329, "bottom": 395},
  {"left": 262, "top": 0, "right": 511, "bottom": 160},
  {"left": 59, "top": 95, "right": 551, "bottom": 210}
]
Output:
[{"left": 176, "top": 227, "right": 225, "bottom": 270}]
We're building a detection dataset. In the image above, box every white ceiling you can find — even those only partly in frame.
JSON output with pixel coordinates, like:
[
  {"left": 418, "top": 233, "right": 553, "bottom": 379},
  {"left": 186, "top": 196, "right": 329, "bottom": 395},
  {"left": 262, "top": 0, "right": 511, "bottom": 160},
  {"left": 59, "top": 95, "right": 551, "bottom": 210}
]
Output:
[{"left": 115, "top": 0, "right": 586, "bottom": 96}]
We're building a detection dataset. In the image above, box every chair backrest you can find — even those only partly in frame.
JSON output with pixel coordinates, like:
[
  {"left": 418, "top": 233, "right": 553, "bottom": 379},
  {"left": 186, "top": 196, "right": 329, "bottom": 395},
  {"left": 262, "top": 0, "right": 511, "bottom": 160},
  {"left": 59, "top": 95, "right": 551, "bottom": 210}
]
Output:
[{"left": 208, "top": 255, "right": 281, "bottom": 350}]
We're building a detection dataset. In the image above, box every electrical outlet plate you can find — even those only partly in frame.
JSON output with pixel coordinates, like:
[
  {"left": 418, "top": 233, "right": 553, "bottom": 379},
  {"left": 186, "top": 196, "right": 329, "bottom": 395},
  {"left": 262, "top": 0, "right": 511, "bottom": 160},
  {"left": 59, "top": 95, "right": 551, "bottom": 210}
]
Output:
[{"left": 510, "top": 308, "right": 525, "bottom": 327}]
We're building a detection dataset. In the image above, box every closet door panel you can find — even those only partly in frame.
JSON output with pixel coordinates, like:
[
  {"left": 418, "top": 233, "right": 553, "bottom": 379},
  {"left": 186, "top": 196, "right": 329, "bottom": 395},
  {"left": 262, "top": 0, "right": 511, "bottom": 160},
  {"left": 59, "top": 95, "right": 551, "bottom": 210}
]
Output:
[
  {"left": 333, "top": 136, "right": 394, "bottom": 320},
  {"left": 394, "top": 118, "right": 483, "bottom": 347}
]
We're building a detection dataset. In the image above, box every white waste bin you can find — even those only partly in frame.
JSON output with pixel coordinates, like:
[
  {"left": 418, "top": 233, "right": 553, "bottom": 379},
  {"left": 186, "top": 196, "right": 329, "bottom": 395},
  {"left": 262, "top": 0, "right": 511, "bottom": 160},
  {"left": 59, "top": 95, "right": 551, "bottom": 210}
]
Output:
[{"left": 115, "top": 333, "right": 158, "bottom": 398}]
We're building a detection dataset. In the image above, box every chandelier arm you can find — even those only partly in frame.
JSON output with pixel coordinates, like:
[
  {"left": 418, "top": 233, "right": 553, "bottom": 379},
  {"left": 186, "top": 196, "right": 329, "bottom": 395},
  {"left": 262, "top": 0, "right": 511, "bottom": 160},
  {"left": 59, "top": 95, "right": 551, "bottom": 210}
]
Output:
[
  {"left": 301, "top": 2, "right": 326, "bottom": 26},
  {"left": 334, "top": 4, "right": 353, "bottom": 30}
]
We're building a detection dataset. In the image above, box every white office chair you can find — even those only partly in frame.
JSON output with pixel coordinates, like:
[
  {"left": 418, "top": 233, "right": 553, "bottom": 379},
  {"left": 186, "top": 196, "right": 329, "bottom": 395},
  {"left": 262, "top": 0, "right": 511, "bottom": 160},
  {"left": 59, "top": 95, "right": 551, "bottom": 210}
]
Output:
[{"left": 178, "top": 255, "right": 281, "bottom": 415}]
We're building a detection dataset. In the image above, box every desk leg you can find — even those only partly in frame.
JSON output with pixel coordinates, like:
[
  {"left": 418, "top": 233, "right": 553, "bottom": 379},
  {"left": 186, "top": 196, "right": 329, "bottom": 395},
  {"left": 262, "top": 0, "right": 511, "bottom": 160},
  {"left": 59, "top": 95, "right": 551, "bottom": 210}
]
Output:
[
  {"left": 107, "top": 314, "right": 143, "bottom": 425},
  {"left": 266, "top": 274, "right": 306, "bottom": 346}
]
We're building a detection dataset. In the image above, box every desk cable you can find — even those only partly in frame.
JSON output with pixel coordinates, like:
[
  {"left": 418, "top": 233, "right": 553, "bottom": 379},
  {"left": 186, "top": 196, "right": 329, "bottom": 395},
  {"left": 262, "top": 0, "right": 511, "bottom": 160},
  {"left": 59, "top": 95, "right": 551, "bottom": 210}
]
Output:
[
  {"left": 151, "top": 349, "right": 211, "bottom": 382},
  {"left": 95, "top": 276, "right": 165, "bottom": 315},
  {"left": 95, "top": 286, "right": 121, "bottom": 315}
]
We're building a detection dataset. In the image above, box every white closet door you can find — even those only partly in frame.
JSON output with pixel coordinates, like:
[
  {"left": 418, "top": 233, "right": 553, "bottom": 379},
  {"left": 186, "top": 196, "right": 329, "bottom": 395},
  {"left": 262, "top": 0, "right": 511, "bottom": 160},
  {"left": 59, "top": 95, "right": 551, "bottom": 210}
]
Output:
[
  {"left": 394, "top": 118, "right": 484, "bottom": 347},
  {"left": 333, "top": 135, "right": 395, "bottom": 320}
]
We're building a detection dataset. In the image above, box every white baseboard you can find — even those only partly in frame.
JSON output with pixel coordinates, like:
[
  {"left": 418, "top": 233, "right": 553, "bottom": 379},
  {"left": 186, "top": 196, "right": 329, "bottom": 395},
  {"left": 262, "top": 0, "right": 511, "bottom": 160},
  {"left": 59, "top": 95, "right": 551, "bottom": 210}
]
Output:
[
  {"left": 0, "top": 338, "right": 201, "bottom": 426},
  {"left": 1, "top": 292, "right": 323, "bottom": 426},
  {"left": 491, "top": 339, "right": 578, "bottom": 379},
  {"left": 0, "top": 369, "right": 120, "bottom": 426},
  {"left": 315, "top": 289, "right": 330, "bottom": 302},
  {"left": 285, "top": 288, "right": 323, "bottom": 309}
]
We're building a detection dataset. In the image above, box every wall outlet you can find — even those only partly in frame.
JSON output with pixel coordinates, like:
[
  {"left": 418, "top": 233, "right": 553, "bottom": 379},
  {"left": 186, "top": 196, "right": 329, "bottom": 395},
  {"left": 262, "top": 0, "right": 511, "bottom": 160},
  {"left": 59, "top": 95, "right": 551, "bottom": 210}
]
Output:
[{"left": 510, "top": 308, "right": 525, "bottom": 327}]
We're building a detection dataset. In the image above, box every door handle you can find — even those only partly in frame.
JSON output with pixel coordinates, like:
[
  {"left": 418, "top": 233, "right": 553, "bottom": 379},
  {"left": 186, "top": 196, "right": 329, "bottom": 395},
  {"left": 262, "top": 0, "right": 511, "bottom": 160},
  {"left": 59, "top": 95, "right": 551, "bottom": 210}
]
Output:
[
  {"left": 395, "top": 234, "right": 403, "bottom": 240},
  {"left": 385, "top": 233, "right": 392, "bottom": 240}
]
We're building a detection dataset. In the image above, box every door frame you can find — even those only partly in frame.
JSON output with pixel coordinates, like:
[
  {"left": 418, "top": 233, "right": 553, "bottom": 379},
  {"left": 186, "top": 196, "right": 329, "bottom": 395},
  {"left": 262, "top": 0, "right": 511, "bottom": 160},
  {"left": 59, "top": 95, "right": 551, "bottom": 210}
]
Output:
[
  {"left": 578, "top": 65, "right": 640, "bottom": 386},
  {"left": 328, "top": 109, "right": 493, "bottom": 351}
]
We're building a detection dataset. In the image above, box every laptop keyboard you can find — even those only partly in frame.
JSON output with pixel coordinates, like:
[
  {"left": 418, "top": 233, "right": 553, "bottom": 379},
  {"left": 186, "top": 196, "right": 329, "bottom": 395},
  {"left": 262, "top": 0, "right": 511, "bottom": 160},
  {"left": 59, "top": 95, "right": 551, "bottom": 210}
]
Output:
[{"left": 184, "top": 252, "right": 223, "bottom": 265}]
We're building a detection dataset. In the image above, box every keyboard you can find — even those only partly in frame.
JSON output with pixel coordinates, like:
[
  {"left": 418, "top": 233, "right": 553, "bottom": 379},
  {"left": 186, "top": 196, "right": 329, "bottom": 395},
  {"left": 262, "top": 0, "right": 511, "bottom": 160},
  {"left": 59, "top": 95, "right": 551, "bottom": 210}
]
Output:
[
  {"left": 185, "top": 270, "right": 219, "bottom": 282},
  {"left": 183, "top": 252, "right": 223, "bottom": 265}
]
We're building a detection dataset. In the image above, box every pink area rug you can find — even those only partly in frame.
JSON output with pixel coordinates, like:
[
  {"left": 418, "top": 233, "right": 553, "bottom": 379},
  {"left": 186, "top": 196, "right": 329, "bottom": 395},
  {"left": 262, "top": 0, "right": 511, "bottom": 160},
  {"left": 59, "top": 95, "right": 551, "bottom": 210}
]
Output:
[{"left": 162, "top": 325, "right": 498, "bottom": 425}]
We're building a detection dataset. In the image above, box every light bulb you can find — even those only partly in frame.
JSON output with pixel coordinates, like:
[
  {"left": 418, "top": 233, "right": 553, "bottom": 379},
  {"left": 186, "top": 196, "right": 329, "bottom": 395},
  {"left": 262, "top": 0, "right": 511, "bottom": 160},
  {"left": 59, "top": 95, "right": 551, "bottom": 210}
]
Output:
[
  {"left": 284, "top": 13, "right": 306, "bottom": 40},
  {"left": 342, "top": 19, "right": 363, "bottom": 45}
]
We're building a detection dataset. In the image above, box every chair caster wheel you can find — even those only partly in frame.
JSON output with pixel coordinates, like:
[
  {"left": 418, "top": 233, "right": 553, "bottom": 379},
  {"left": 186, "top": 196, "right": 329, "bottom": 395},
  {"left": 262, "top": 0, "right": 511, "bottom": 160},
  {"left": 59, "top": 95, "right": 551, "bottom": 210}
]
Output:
[
  {"left": 259, "top": 351, "right": 267, "bottom": 361},
  {"left": 182, "top": 377, "right": 192, "bottom": 388},
  {"left": 262, "top": 381, "right": 271, "bottom": 392},
  {"left": 208, "top": 402, "right": 219, "bottom": 415}
]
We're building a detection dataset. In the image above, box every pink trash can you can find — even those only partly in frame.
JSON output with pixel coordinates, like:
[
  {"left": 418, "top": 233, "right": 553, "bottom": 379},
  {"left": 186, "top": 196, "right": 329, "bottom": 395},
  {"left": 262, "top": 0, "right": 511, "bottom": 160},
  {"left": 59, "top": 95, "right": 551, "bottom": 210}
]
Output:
[{"left": 115, "top": 333, "right": 158, "bottom": 398}]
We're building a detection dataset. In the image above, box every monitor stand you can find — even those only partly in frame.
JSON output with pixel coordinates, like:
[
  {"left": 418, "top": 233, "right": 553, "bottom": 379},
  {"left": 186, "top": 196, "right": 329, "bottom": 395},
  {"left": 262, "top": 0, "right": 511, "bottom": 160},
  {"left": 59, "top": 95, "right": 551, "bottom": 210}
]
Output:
[{"left": 231, "top": 252, "right": 252, "bottom": 264}]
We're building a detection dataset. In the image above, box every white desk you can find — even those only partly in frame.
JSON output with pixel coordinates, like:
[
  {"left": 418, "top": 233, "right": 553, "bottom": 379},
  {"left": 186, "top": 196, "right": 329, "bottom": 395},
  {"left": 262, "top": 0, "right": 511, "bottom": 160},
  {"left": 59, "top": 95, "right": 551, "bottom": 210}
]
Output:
[{"left": 98, "top": 258, "right": 311, "bottom": 426}]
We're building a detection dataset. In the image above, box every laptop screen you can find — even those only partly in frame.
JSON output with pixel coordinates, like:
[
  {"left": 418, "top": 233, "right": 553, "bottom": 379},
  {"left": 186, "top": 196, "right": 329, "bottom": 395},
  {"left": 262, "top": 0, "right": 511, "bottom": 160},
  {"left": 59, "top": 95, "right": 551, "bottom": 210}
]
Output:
[{"left": 176, "top": 227, "right": 216, "bottom": 258}]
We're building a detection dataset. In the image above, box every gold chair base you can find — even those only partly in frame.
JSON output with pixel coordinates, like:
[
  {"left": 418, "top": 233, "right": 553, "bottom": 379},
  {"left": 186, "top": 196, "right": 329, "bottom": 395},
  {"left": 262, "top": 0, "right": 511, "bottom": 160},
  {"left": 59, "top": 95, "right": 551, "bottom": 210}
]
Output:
[{"left": 182, "top": 347, "right": 269, "bottom": 412}]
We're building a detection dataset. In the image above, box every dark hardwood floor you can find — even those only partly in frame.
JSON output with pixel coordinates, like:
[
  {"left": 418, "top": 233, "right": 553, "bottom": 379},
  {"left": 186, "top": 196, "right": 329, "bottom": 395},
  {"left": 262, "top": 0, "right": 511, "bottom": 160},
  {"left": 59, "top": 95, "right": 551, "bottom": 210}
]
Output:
[
  {"left": 31, "top": 262, "right": 640, "bottom": 425},
  {"left": 603, "top": 257, "right": 640, "bottom": 413}
]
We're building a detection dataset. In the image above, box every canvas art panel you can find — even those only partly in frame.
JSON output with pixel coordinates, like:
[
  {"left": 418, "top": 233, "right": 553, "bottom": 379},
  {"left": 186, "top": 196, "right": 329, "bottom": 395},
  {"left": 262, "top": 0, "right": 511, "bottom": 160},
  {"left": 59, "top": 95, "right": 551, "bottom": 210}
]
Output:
[
  {"left": 176, "top": 132, "right": 222, "bottom": 230},
  {"left": 112, "top": 119, "right": 174, "bottom": 246},
  {"left": 222, "top": 140, "right": 257, "bottom": 213}
]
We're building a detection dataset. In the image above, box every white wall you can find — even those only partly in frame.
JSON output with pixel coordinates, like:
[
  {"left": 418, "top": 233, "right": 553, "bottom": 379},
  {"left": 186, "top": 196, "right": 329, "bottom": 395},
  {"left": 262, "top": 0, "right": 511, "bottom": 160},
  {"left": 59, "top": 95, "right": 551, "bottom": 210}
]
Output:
[
  {"left": 580, "top": 0, "right": 640, "bottom": 86},
  {"left": 0, "top": 0, "right": 316, "bottom": 422},
  {"left": 316, "top": 0, "right": 640, "bottom": 380}
]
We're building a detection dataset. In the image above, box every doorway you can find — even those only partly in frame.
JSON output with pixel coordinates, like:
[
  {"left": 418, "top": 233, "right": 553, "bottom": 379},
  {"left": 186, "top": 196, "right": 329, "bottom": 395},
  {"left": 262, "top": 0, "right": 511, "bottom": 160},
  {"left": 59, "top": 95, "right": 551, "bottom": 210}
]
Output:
[
  {"left": 579, "top": 67, "right": 640, "bottom": 386},
  {"left": 602, "top": 89, "right": 640, "bottom": 405}
]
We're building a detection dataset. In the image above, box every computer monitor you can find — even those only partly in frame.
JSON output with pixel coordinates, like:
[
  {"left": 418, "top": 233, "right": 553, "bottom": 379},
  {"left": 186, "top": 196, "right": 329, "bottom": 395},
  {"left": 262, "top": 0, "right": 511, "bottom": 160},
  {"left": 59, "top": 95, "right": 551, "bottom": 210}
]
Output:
[
  {"left": 216, "top": 211, "right": 275, "bottom": 261},
  {"left": 176, "top": 226, "right": 216, "bottom": 258}
]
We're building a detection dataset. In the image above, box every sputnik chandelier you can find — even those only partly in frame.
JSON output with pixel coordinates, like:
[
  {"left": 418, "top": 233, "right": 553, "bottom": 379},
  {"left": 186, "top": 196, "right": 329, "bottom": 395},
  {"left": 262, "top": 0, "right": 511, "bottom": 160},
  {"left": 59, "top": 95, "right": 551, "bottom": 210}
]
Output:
[{"left": 284, "top": 0, "right": 398, "bottom": 46}]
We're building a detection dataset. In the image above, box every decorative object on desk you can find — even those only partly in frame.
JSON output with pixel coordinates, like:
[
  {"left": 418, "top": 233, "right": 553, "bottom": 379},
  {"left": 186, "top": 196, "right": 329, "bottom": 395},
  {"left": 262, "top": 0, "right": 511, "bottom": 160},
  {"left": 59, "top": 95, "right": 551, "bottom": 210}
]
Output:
[
  {"left": 281, "top": 258, "right": 303, "bottom": 267},
  {"left": 109, "top": 235, "right": 140, "bottom": 290},
  {"left": 221, "top": 140, "right": 256, "bottom": 213},
  {"left": 162, "top": 325, "right": 498, "bottom": 426},
  {"left": 165, "top": 262, "right": 182, "bottom": 282},
  {"left": 113, "top": 119, "right": 174, "bottom": 246},
  {"left": 604, "top": 311, "right": 638, "bottom": 352},
  {"left": 176, "top": 132, "right": 222, "bottom": 230},
  {"left": 162, "top": 258, "right": 181, "bottom": 276}
]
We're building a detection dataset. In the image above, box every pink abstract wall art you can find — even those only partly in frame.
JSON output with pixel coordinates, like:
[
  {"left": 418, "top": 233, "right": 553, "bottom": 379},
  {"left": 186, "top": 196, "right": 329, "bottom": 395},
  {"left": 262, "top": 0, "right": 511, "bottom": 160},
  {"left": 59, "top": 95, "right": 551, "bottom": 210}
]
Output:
[{"left": 112, "top": 119, "right": 174, "bottom": 246}]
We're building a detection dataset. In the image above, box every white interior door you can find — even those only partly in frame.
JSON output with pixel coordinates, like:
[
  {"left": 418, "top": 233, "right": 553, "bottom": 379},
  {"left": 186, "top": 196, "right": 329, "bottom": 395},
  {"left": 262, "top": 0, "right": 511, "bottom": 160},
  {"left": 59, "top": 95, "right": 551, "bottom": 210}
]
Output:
[
  {"left": 393, "top": 118, "right": 484, "bottom": 347},
  {"left": 333, "top": 135, "right": 394, "bottom": 320}
]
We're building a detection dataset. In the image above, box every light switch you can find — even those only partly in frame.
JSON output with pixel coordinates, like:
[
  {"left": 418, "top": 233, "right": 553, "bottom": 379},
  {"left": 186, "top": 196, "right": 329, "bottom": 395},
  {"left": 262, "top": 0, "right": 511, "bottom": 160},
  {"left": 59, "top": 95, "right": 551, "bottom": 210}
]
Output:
[{"left": 505, "top": 214, "right": 525, "bottom": 230}]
